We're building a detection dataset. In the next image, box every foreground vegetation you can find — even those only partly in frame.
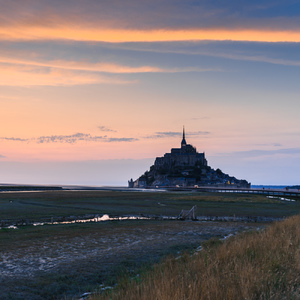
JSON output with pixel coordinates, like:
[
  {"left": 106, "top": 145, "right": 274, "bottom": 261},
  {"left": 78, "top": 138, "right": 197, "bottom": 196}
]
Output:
[{"left": 96, "top": 215, "right": 300, "bottom": 300}]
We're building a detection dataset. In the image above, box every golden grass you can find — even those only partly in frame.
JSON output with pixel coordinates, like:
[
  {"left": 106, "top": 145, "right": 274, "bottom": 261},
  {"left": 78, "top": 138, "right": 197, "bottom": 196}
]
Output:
[{"left": 95, "top": 215, "right": 300, "bottom": 300}]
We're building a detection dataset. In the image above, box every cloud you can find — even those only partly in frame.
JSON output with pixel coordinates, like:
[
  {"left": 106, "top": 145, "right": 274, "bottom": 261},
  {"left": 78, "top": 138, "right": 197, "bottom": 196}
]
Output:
[
  {"left": 1, "top": 1, "right": 300, "bottom": 33},
  {"left": 0, "top": 56, "right": 220, "bottom": 74},
  {"left": 0, "top": 137, "right": 29, "bottom": 142},
  {"left": 1, "top": 133, "right": 138, "bottom": 144},
  {"left": 36, "top": 133, "right": 138, "bottom": 144},
  {"left": 0, "top": 62, "right": 133, "bottom": 86},
  {"left": 189, "top": 131, "right": 210, "bottom": 136},
  {"left": 156, "top": 131, "right": 181, "bottom": 137},
  {"left": 98, "top": 126, "right": 117, "bottom": 132},
  {"left": 191, "top": 51, "right": 300, "bottom": 68},
  {"left": 0, "top": 154, "right": 5, "bottom": 158},
  {"left": 145, "top": 131, "right": 181, "bottom": 139},
  {"left": 106, "top": 138, "right": 138, "bottom": 142},
  {"left": 1, "top": 1, "right": 300, "bottom": 44},
  {"left": 1, "top": 1, "right": 300, "bottom": 50},
  {"left": 145, "top": 131, "right": 210, "bottom": 139},
  {"left": 2, "top": 26, "right": 300, "bottom": 43},
  {"left": 35, "top": 133, "right": 104, "bottom": 144},
  {"left": 0, "top": 56, "right": 164, "bottom": 73},
  {"left": 0, "top": 54, "right": 221, "bottom": 87},
  {"left": 117, "top": 41, "right": 300, "bottom": 68}
]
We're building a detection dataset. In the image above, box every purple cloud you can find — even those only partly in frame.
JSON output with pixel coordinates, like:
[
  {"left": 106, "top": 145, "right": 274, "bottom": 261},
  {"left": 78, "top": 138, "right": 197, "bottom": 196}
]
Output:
[
  {"left": 106, "top": 138, "right": 138, "bottom": 142},
  {"left": 98, "top": 126, "right": 117, "bottom": 132},
  {"left": 145, "top": 130, "right": 210, "bottom": 139},
  {"left": 0, "top": 137, "right": 29, "bottom": 142},
  {"left": 0, "top": 133, "right": 138, "bottom": 144}
]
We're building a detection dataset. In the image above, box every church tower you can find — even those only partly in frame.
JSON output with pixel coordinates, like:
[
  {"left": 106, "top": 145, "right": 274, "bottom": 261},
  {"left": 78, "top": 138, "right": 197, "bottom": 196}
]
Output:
[{"left": 181, "top": 126, "right": 187, "bottom": 147}]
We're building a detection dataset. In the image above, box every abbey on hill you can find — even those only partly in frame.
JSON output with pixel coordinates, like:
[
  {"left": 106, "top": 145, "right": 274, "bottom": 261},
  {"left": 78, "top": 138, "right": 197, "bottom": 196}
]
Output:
[{"left": 129, "top": 127, "right": 250, "bottom": 188}]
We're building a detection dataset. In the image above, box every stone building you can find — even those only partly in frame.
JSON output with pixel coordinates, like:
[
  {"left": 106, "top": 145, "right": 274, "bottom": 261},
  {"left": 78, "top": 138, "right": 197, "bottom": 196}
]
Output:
[
  {"left": 129, "top": 127, "right": 250, "bottom": 188},
  {"left": 154, "top": 127, "right": 207, "bottom": 171}
]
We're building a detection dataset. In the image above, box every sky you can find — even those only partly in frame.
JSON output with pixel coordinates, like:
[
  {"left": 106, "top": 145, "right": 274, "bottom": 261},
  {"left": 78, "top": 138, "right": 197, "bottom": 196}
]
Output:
[{"left": 0, "top": 0, "right": 300, "bottom": 186}]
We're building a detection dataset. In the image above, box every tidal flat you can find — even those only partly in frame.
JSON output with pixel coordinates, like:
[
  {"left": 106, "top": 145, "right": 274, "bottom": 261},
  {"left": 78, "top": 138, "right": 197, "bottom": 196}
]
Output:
[{"left": 0, "top": 190, "right": 299, "bottom": 299}]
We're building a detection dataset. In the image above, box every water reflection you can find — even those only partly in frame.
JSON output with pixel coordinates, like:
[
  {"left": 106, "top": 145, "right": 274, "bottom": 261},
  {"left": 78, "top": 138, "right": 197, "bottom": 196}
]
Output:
[{"left": 33, "top": 214, "right": 150, "bottom": 226}]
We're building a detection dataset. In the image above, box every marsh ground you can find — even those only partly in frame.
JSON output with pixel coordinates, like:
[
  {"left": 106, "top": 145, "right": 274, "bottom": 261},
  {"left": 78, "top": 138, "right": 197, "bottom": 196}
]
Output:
[
  {"left": 0, "top": 190, "right": 299, "bottom": 299},
  {"left": 1, "top": 190, "right": 299, "bottom": 222},
  {"left": 0, "top": 220, "right": 264, "bottom": 300}
]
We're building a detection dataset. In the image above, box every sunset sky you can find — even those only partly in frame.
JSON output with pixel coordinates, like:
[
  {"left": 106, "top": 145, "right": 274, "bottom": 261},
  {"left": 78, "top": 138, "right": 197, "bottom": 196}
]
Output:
[{"left": 1, "top": 0, "right": 300, "bottom": 186}]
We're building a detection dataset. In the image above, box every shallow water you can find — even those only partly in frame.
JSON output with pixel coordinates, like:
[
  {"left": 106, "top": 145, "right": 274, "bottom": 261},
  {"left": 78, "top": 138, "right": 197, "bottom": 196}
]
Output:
[
  {"left": 267, "top": 195, "right": 295, "bottom": 202},
  {"left": 32, "top": 214, "right": 151, "bottom": 226}
]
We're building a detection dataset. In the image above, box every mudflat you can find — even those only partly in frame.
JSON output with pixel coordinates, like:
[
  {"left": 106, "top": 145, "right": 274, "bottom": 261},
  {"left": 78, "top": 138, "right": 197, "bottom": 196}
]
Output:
[{"left": 0, "top": 220, "right": 264, "bottom": 300}]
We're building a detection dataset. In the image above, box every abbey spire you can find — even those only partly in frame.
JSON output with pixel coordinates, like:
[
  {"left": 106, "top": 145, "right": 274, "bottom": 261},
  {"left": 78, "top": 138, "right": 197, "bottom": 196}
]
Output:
[{"left": 181, "top": 126, "right": 187, "bottom": 147}]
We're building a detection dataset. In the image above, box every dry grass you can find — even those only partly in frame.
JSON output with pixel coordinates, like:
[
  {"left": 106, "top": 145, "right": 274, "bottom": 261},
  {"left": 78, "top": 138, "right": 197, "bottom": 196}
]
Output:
[{"left": 96, "top": 215, "right": 300, "bottom": 300}]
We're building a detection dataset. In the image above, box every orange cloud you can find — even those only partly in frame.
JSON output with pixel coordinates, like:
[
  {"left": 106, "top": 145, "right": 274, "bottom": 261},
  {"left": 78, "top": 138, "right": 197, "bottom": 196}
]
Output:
[
  {"left": 0, "top": 55, "right": 218, "bottom": 86},
  {"left": 0, "top": 57, "right": 163, "bottom": 73},
  {"left": 1, "top": 25, "right": 300, "bottom": 43},
  {"left": 0, "top": 62, "right": 135, "bottom": 86}
]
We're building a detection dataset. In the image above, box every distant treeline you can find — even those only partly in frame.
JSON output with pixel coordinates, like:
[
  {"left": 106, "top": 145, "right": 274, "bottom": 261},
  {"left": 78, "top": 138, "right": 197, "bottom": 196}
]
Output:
[{"left": 286, "top": 185, "right": 300, "bottom": 189}]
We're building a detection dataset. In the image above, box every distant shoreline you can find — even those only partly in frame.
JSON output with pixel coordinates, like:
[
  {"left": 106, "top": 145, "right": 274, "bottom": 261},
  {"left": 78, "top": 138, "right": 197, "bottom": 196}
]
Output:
[
  {"left": 0, "top": 183, "right": 299, "bottom": 193},
  {"left": 0, "top": 184, "right": 130, "bottom": 192}
]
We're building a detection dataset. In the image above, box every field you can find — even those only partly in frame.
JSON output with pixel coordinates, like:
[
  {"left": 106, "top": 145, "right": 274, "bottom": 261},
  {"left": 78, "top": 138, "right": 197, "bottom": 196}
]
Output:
[
  {"left": 0, "top": 189, "right": 299, "bottom": 299},
  {"left": 1, "top": 189, "right": 299, "bottom": 222}
]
